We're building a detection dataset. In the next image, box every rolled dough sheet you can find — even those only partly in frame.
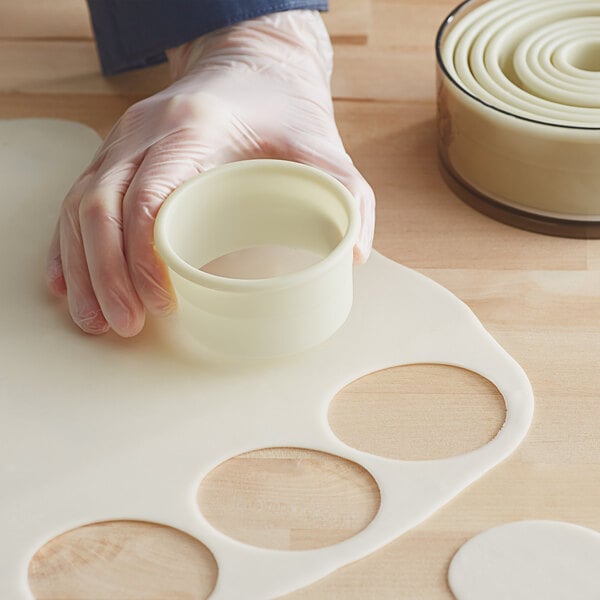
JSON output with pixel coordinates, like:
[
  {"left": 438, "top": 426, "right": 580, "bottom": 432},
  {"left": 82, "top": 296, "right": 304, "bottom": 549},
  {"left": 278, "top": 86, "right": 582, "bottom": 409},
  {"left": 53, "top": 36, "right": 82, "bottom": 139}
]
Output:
[
  {"left": 0, "top": 119, "right": 534, "bottom": 599},
  {"left": 449, "top": 520, "right": 600, "bottom": 600}
]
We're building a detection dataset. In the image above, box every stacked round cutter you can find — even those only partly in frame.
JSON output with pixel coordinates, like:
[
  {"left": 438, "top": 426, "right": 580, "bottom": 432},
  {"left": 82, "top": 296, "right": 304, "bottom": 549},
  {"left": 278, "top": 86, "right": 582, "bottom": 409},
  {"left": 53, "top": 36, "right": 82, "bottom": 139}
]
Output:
[{"left": 437, "top": 0, "right": 600, "bottom": 235}]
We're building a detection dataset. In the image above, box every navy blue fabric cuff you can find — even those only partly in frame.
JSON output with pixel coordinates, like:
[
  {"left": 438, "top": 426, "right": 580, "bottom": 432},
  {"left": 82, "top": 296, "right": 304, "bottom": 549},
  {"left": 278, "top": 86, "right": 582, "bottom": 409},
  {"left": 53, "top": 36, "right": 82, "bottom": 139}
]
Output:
[{"left": 86, "top": 0, "right": 329, "bottom": 76}]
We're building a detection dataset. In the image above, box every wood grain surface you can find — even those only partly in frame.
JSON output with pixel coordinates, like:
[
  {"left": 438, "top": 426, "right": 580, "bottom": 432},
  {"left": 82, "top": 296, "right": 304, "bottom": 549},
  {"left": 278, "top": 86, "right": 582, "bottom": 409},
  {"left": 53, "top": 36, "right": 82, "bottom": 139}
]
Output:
[{"left": 1, "top": 0, "right": 599, "bottom": 598}]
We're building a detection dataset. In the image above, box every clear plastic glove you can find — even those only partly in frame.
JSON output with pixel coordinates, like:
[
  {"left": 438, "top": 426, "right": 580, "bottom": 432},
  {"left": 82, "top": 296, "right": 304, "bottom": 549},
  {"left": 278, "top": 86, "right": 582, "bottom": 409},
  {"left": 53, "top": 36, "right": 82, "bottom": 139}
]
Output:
[{"left": 46, "top": 10, "right": 376, "bottom": 337}]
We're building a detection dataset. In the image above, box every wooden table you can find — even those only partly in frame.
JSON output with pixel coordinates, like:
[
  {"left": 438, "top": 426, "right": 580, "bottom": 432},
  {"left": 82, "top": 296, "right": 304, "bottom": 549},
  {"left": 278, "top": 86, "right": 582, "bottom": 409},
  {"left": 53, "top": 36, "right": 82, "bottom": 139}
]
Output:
[{"left": 3, "top": 1, "right": 599, "bottom": 598}]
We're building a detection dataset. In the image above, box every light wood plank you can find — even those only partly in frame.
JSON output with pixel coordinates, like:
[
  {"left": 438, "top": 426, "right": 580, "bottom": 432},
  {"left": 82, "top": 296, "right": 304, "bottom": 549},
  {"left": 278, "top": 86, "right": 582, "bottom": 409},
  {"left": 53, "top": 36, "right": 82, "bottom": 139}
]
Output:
[
  {"left": 370, "top": 0, "right": 457, "bottom": 49},
  {"left": 29, "top": 521, "right": 218, "bottom": 600},
  {"left": 198, "top": 449, "right": 380, "bottom": 551},
  {"left": 0, "top": 40, "right": 418, "bottom": 101},
  {"left": 333, "top": 44, "right": 435, "bottom": 101},
  {"left": 0, "top": 41, "right": 408, "bottom": 101},
  {"left": 0, "top": 0, "right": 92, "bottom": 39},
  {"left": 0, "top": 40, "right": 170, "bottom": 96},
  {"left": 421, "top": 269, "right": 600, "bottom": 333},
  {"left": 329, "top": 364, "right": 505, "bottom": 461},
  {"left": 323, "top": 0, "right": 370, "bottom": 44},
  {"left": 587, "top": 240, "right": 600, "bottom": 270}
]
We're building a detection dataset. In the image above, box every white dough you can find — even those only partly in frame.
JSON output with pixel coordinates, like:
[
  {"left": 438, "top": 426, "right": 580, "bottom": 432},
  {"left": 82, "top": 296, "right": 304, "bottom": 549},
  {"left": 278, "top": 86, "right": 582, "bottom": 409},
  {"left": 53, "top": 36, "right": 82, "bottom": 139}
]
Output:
[
  {"left": 449, "top": 521, "right": 600, "bottom": 600},
  {"left": 0, "top": 119, "right": 534, "bottom": 599}
]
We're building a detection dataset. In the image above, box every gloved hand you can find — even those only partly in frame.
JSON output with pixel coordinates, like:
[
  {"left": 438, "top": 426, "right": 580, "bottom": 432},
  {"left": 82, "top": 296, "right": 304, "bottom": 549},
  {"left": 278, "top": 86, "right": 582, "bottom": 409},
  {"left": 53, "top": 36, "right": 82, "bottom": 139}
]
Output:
[{"left": 45, "top": 10, "right": 376, "bottom": 337}]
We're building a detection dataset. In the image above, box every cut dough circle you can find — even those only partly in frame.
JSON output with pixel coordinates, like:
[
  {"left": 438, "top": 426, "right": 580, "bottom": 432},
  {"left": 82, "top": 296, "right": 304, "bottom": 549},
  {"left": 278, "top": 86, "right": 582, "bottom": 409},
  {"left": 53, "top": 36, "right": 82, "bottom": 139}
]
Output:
[
  {"left": 449, "top": 520, "right": 600, "bottom": 600},
  {"left": 0, "top": 119, "right": 534, "bottom": 599}
]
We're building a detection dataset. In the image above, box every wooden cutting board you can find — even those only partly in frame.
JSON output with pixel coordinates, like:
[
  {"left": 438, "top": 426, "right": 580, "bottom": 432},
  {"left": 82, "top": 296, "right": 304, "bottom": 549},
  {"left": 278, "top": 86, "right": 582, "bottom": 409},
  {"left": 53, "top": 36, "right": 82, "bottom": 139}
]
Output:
[{"left": 1, "top": 0, "right": 598, "bottom": 597}]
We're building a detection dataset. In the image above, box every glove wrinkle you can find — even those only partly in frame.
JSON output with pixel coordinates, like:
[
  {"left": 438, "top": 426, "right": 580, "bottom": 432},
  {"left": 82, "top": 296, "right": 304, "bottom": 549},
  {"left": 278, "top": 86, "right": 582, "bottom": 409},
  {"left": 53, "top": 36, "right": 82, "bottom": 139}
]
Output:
[{"left": 47, "top": 10, "right": 375, "bottom": 336}]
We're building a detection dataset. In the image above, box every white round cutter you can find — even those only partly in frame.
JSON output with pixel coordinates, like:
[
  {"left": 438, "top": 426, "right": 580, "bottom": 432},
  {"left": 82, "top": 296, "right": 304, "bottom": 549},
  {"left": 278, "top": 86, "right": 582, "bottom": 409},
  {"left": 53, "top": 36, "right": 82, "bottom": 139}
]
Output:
[
  {"left": 436, "top": 0, "right": 600, "bottom": 237},
  {"left": 154, "top": 159, "right": 359, "bottom": 358}
]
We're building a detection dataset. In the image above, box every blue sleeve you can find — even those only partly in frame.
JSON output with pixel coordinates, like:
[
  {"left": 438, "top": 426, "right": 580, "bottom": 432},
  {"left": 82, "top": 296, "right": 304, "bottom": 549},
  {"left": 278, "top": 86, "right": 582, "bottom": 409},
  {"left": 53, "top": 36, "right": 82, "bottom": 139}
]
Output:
[{"left": 87, "top": 0, "right": 329, "bottom": 76}]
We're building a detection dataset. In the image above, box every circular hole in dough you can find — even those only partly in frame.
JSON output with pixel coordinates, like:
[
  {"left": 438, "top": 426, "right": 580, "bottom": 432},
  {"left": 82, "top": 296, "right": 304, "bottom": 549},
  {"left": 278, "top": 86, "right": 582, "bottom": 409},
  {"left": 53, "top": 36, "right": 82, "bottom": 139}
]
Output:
[
  {"left": 28, "top": 520, "right": 217, "bottom": 600},
  {"left": 328, "top": 364, "right": 505, "bottom": 460},
  {"left": 448, "top": 520, "right": 600, "bottom": 600},
  {"left": 197, "top": 447, "right": 380, "bottom": 550}
]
